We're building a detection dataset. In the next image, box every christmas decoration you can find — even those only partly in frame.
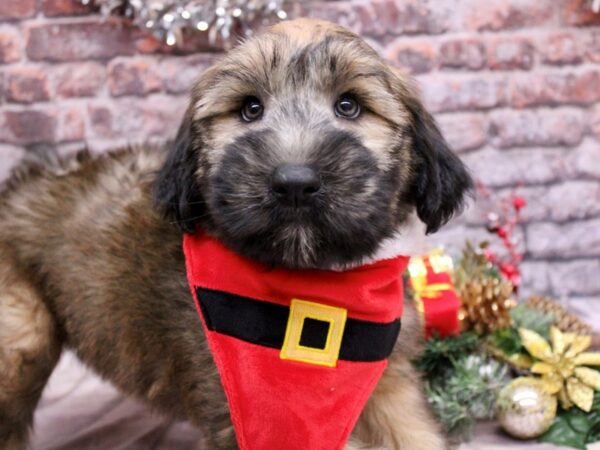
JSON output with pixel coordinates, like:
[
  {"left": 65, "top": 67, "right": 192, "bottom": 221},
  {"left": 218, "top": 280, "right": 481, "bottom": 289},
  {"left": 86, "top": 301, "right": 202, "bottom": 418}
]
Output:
[
  {"left": 459, "top": 276, "right": 516, "bottom": 335},
  {"left": 520, "top": 327, "right": 600, "bottom": 412},
  {"left": 484, "top": 303, "right": 554, "bottom": 371},
  {"left": 454, "top": 241, "right": 501, "bottom": 287},
  {"left": 415, "top": 331, "right": 480, "bottom": 379},
  {"left": 527, "top": 296, "right": 593, "bottom": 336},
  {"left": 413, "top": 187, "right": 600, "bottom": 449},
  {"left": 496, "top": 377, "right": 558, "bottom": 439},
  {"left": 415, "top": 333, "right": 509, "bottom": 440},
  {"left": 408, "top": 250, "right": 461, "bottom": 338},
  {"left": 539, "top": 393, "right": 600, "bottom": 450},
  {"left": 79, "top": 0, "right": 291, "bottom": 47},
  {"left": 510, "top": 302, "right": 555, "bottom": 339},
  {"left": 454, "top": 242, "right": 516, "bottom": 335},
  {"left": 477, "top": 184, "right": 525, "bottom": 290}
]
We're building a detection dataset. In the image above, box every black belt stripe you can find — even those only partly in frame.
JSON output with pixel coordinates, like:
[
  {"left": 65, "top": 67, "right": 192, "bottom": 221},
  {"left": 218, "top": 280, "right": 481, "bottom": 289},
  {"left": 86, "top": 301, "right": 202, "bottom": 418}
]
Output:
[{"left": 196, "top": 287, "right": 401, "bottom": 362}]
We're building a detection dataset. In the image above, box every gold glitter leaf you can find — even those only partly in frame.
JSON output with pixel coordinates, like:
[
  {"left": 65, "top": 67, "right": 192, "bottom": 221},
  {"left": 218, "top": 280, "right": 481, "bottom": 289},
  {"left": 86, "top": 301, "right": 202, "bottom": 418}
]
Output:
[
  {"left": 519, "top": 328, "right": 553, "bottom": 361},
  {"left": 574, "top": 352, "right": 600, "bottom": 366},
  {"left": 542, "top": 373, "right": 563, "bottom": 394},
  {"left": 550, "top": 327, "right": 567, "bottom": 356},
  {"left": 558, "top": 388, "right": 573, "bottom": 410},
  {"left": 566, "top": 378, "right": 594, "bottom": 412},
  {"left": 531, "top": 362, "right": 554, "bottom": 374},
  {"left": 575, "top": 367, "right": 600, "bottom": 390},
  {"left": 565, "top": 335, "right": 592, "bottom": 357}
]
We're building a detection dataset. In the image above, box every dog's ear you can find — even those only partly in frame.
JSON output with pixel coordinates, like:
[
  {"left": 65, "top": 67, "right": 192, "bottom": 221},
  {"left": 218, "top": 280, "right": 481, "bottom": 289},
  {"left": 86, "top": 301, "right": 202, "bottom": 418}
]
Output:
[
  {"left": 392, "top": 73, "right": 473, "bottom": 234},
  {"left": 153, "top": 108, "right": 205, "bottom": 234}
]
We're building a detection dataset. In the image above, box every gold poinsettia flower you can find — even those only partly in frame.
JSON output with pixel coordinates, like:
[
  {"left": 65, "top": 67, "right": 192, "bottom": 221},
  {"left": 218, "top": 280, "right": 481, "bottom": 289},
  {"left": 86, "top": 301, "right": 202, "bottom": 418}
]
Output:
[{"left": 519, "top": 326, "right": 600, "bottom": 412}]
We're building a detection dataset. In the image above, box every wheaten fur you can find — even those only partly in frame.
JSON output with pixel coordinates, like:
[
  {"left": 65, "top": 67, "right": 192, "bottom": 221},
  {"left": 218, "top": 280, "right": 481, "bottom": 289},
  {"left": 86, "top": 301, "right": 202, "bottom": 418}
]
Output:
[{"left": 0, "top": 19, "right": 472, "bottom": 449}]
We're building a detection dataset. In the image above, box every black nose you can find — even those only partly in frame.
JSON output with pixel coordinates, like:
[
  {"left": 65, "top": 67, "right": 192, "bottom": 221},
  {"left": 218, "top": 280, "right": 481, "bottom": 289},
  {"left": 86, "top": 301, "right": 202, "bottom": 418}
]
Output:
[{"left": 271, "top": 165, "right": 321, "bottom": 207}]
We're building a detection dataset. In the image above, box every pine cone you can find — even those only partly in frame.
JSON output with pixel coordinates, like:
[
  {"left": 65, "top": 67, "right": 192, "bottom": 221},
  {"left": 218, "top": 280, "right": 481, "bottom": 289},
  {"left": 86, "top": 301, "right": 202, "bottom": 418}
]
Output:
[
  {"left": 459, "top": 277, "right": 516, "bottom": 335},
  {"left": 526, "top": 296, "right": 593, "bottom": 336}
]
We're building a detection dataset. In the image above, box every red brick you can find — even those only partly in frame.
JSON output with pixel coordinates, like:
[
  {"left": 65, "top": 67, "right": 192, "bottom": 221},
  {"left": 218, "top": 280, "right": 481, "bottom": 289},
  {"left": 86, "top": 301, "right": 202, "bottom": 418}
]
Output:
[
  {"left": 355, "top": 0, "right": 447, "bottom": 36},
  {"left": 549, "top": 259, "right": 600, "bottom": 296},
  {"left": 129, "top": 27, "right": 219, "bottom": 55},
  {"left": 419, "top": 74, "right": 507, "bottom": 113},
  {"left": 304, "top": 1, "right": 361, "bottom": 34},
  {"left": 591, "top": 105, "right": 600, "bottom": 141},
  {"left": 88, "top": 104, "right": 113, "bottom": 138},
  {"left": 5, "top": 67, "right": 50, "bottom": 104},
  {"left": 161, "top": 54, "right": 219, "bottom": 95},
  {"left": 462, "top": 147, "right": 567, "bottom": 187},
  {"left": 569, "top": 141, "right": 600, "bottom": 178},
  {"left": 544, "top": 182, "right": 600, "bottom": 222},
  {"left": 437, "top": 113, "right": 487, "bottom": 152},
  {"left": 41, "top": 0, "right": 89, "bottom": 17},
  {"left": 57, "top": 106, "right": 85, "bottom": 142},
  {"left": 53, "top": 62, "right": 106, "bottom": 98},
  {"left": 134, "top": 36, "right": 164, "bottom": 54},
  {"left": 161, "top": 27, "right": 220, "bottom": 54},
  {"left": 539, "top": 33, "right": 583, "bottom": 65},
  {"left": 489, "top": 108, "right": 585, "bottom": 148},
  {"left": 0, "top": 28, "right": 21, "bottom": 64},
  {"left": 463, "top": 0, "right": 553, "bottom": 31},
  {"left": 520, "top": 262, "right": 551, "bottom": 297},
  {"left": 487, "top": 37, "right": 534, "bottom": 70},
  {"left": 26, "top": 20, "right": 138, "bottom": 62},
  {"left": 110, "top": 97, "right": 186, "bottom": 138},
  {"left": 562, "top": 0, "right": 600, "bottom": 26},
  {"left": 0, "top": 0, "right": 36, "bottom": 20},
  {"left": 527, "top": 219, "right": 600, "bottom": 258},
  {"left": 439, "top": 39, "right": 486, "bottom": 71},
  {"left": 508, "top": 182, "right": 600, "bottom": 223},
  {"left": 108, "top": 58, "right": 162, "bottom": 97},
  {"left": 0, "top": 110, "right": 56, "bottom": 144},
  {"left": 511, "top": 70, "right": 600, "bottom": 108},
  {"left": 586, "top": 30, "right": 600, "bottom": 63},
  {"left": 386, "top": 41, "right": 435, "bottom": 74}
]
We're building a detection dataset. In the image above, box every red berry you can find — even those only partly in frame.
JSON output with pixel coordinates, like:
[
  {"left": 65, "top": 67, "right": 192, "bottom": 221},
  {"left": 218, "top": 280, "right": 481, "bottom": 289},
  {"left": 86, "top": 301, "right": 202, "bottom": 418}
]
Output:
[{"left": 512, "top": 196, "right": 526, "bottom": 210}]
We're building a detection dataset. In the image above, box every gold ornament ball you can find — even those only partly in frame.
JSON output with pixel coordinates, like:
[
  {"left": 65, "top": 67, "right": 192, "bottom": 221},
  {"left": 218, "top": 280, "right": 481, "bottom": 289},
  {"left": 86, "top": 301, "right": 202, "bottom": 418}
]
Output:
[{"left": 496, "top": 377, "right": 557, "bottom": 439}]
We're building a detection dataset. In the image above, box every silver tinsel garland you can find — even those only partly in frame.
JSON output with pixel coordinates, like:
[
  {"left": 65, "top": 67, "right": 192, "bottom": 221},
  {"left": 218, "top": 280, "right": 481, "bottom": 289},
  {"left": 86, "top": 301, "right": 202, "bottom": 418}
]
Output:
[{"left": 79, "top": 0, "right": 291, "bottom": 46}]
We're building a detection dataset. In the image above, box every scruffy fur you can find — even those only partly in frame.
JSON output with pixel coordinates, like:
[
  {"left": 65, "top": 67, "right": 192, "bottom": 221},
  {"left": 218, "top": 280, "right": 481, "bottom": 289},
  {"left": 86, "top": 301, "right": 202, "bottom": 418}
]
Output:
[{"left": 0, "top": 20, "right": 471, "bottom": 450}]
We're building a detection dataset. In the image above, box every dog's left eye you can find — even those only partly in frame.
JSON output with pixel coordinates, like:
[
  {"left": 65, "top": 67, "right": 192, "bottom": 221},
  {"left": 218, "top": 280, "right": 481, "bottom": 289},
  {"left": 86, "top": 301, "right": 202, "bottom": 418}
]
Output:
[
  {"left": 334, "top": 94, "right": 361, "bottom": 119},
  {"left": 241, "top": 96, "right": 264, "bottom": 122}
]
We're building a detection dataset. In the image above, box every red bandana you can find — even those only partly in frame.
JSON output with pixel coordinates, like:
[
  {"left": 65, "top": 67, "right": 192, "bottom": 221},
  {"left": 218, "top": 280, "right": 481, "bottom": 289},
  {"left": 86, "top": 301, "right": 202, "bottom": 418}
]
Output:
[{"left": 184, "top": 231, "right": 409, "bottom": 450}]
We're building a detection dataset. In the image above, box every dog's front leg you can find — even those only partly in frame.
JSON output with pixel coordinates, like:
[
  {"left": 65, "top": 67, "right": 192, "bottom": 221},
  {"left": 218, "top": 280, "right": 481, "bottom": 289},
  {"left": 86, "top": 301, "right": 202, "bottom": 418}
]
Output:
[{"left": 348, "top": 359, "right": 447, "bottom": 450}]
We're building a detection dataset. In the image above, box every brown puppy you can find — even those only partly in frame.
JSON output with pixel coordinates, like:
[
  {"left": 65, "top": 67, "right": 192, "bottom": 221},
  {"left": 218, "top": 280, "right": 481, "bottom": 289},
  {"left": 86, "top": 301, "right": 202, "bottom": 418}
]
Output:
[{"left": 0, "top": 19, "right": 471, "bottom": 450}]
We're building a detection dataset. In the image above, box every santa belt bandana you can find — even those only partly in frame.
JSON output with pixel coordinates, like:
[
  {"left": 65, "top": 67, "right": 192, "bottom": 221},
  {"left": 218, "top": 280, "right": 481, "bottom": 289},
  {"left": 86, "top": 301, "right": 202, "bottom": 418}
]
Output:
[{"left": 184, "top": 231, "right": 410, "bottom": 450}]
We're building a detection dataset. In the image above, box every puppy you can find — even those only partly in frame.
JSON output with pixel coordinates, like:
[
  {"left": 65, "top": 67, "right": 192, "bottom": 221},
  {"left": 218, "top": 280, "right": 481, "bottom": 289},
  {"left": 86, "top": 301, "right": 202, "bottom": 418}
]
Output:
[{"left": 0, "top": 19, "right": 471, "bottom": 450}]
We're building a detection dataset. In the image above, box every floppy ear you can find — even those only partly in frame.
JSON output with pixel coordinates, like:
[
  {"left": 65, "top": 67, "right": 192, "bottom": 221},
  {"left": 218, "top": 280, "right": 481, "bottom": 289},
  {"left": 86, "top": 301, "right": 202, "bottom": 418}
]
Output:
[
  {"left": 403, "top": 85, "right": 473, "bottom": 234},
  {"left": 153, "top": 109, "right": 205, "bottom": 234}
]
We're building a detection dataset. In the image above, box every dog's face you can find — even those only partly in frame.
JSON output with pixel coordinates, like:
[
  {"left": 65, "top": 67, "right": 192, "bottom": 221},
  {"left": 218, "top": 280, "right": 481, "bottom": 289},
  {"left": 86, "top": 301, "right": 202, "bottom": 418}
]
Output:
[{"left": 155, "top": 19, "right": 472, "bottom": 269}]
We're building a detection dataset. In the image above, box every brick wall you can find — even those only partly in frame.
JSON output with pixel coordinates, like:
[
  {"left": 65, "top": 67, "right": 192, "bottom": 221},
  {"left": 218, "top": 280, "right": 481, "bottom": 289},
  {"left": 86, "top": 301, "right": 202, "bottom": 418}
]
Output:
[{"left": 0, "top": 0, "right": 599, "bottom": 311}]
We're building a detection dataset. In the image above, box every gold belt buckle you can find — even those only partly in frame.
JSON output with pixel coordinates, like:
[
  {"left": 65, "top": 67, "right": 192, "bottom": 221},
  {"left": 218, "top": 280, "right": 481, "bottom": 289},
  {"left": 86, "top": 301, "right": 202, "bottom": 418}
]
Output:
[{"left": 280, "top": 299, "right": 347, "bottom": 367}]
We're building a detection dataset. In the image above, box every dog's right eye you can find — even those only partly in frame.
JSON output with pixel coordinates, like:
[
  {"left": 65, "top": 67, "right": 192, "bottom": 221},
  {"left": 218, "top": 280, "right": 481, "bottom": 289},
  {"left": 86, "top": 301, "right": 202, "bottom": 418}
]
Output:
[
  {"left": 241, "top": 96, "right": 264, "bottom": 122},
  {"left": 334, "top": 94, "right": 361, "bottom": 120}
]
